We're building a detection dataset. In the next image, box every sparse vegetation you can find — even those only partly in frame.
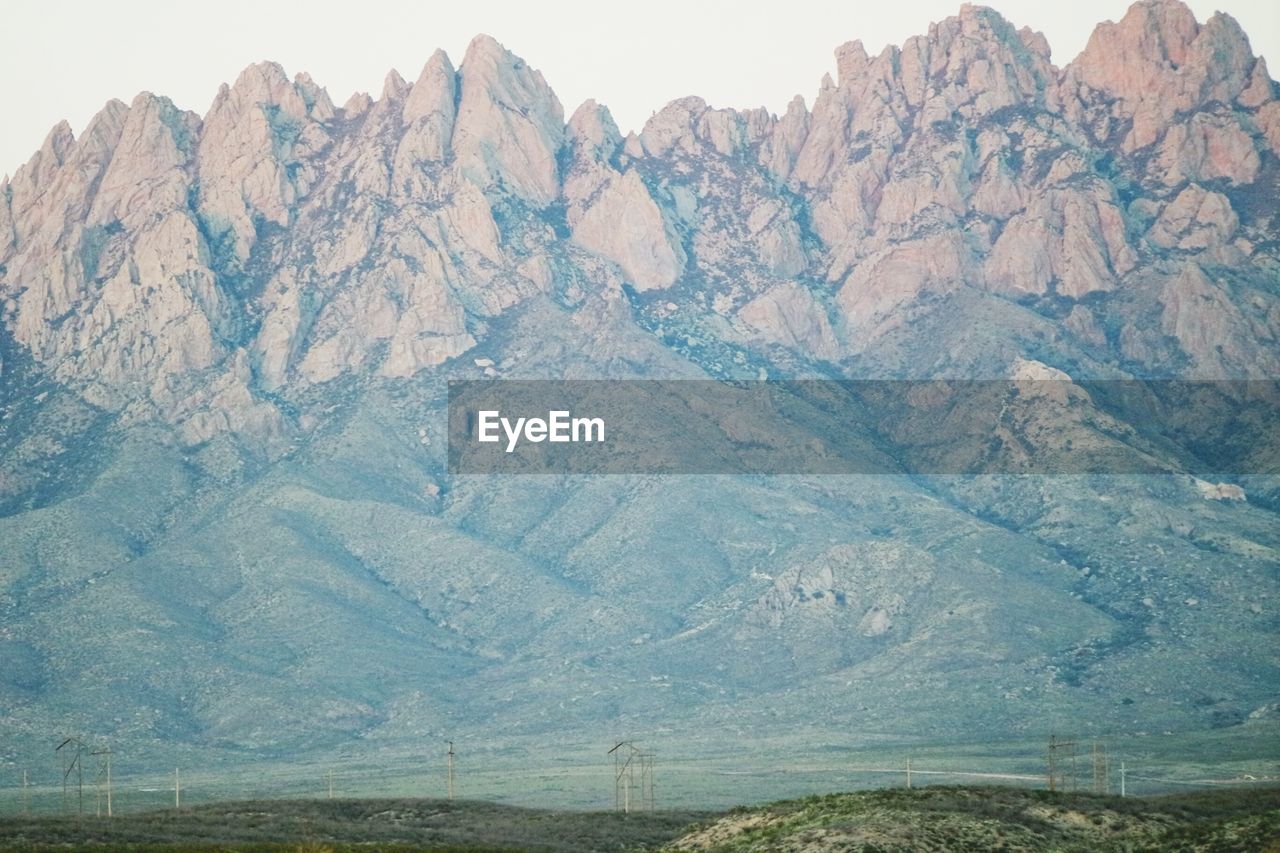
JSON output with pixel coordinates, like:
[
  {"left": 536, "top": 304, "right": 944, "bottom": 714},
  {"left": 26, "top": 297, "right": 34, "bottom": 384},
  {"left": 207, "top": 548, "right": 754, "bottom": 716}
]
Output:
[
  {"left": 0, "top": 786, "right": 1274, "bottom": 852},
  {"left": 0, "top": 797, "right": 710, "bottom": 852},
  {"left": 665, "top": 785, "right": 1280, "bottom": 852}
]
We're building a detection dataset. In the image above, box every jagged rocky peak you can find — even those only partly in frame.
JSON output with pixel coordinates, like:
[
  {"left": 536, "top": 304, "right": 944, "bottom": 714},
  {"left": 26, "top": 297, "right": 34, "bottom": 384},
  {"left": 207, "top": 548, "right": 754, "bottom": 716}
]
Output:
[
  {"left": 88, "top": 93, "right": 198, "bottom": 229},
  {"left": 899, "top": 3, "right": 1056, "bottom": 116},
  {"left": 452, "top": 33, "right": 565, "bottom": 206},
  {"left": 380, "top": 68, "right": 410, "bottom": 102},
  {"left": 293, "top": 72, "right": 335, "bottom": 121},
  {"left": 790, "top": 4, "right": 1057, "bottom": 189},
  {"left": 1064, "top": 0, "right": 1271, "bottom": 150},
  {"left": 758, "top": 94, "right": 809, "bottom": 181},
  {"left": 7, "top": 120, "right": 77, "bottom": 223},
  {"left": 197, "top": 60, "right": 335, "bottom": 262},
  {"left": 828, "top": 4, "right": 1056, "bottom": 122},
  {"left": 638, "top": 96, "right": 750, "bottom": 158},
  {"left": 76, "top": 99, "right": 130, "bottom": 168},
  {"left": 566, "top": 99, "right": 622, "bottom": 161},
  {"left": 393, "top": 50, "right": 458, "bottom": 184},
  {"left": 565, "top": 98, "right": 685, "bottom": 292},
  {"left": 403, "top": 49, "right": 457, "bottom": 125},
  {"left": 4, "top": 100, "right": 129, "bottom": 258}
]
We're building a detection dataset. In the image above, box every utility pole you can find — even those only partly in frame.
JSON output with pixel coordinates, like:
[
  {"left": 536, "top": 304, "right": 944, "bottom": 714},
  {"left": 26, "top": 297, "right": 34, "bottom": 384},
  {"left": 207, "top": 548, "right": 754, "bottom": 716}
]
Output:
[
  {"left": 1120, "top": 761, "right": 1126, "bottom": 798},
  {"left": 906, "top": 757, "right": 913, "bottom": 789},
  {"left": 447, "top": 742, "right": 455, "bottom": 801},
  {"left": 174, "top": 767, "right": 181, "bottom": 809},
  {"left": 22, "top": 770, "right": 29, "bottom": 815}
]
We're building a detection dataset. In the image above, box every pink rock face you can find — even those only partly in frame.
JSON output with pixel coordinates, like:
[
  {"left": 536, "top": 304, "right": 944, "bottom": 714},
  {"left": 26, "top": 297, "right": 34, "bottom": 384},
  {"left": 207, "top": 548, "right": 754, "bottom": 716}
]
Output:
[
  {"left": 1064, "top": 1, "right": 1261, "bottom": 150},
  {"left": 738, "top": 281, "right": 839, "bottom": 361},
  {"left": 197, "top": 63, "right": 333, "bottom": 263},
  {"left": 1148, "top": 185, "right": 1239, "bottom": 251},
  {"left": 0, "top": 1, "right": 1277, "bottom": 447},
  {"left": 452, "top": 35, "right": 565, "bottom": 207}
]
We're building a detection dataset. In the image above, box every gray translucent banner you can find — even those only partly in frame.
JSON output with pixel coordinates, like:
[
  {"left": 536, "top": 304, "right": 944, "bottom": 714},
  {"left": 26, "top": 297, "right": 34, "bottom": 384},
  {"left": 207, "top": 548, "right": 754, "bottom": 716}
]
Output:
[{"left": 446, "top": 380, "right": 1280, "bottom": 476}]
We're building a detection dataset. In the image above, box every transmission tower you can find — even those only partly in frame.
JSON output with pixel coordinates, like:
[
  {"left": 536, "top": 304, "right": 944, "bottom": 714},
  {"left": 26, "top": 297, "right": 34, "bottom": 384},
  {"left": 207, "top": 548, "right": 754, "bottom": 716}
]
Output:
[
  {"left": 608, "top": 741, "right": 656, "bottom": 812},
  {"left": 56, "top": 737, "right": 87, "bottom": 815},
  {"left": 447, "top": 741, "right": 455, "bottom": 801},
  {"left": 1091, "top": 741, "right": 1108, "bottom": 795},
  {"left": 1046, "top": 735, "right": 1078, "bottom": 792}
]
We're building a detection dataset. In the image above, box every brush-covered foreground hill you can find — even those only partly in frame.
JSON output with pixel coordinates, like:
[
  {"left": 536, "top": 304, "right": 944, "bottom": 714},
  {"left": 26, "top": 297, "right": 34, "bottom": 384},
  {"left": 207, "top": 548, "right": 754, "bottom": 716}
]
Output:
[
  {"left": 666, "top": 786, "right": 1280, "bottom": 851},
  {"left": 1, "top": 0, "right": 1278, "bottom": 769}
]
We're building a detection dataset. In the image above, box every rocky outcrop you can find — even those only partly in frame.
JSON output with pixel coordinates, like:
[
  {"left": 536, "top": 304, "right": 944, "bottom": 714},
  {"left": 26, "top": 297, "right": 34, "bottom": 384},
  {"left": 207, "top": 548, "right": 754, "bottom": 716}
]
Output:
[
  {"left": 564, "top": 101, "right": 685, "bottom": 291},
  {"left": 986, "top": 188, "right": 1135, "bottom": 298},
  {"left": 1147, "top": 184, "right": 1238, "bottom": 251},
  {"left": 1195, "top": 479, "right": 1246, "bottom": 501},
  {"left": 738, "top": 281, "right": 839, "bottom": 360},
  {"left": 452, "top": 35, "right": 564, "bottom": 206}
]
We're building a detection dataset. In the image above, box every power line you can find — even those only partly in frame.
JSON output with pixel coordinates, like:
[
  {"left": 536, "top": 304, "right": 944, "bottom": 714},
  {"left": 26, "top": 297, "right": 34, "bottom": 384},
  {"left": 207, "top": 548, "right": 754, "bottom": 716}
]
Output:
[{"left": 1127, "top": 773, "right": 1277, "bottom": 787}]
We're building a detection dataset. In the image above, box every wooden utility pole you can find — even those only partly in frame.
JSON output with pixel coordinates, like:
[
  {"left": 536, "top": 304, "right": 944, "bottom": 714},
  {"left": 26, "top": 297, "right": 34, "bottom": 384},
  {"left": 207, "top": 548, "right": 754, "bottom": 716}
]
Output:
[
  {"left": 1120, "top": 761, "right": 1127, "bottom": 798},
  {"left": 447, "top": 742, "right": 455, "bottom": 801},
  {"left": 174, "top": 767, "right": 181, "bottom": 809}
]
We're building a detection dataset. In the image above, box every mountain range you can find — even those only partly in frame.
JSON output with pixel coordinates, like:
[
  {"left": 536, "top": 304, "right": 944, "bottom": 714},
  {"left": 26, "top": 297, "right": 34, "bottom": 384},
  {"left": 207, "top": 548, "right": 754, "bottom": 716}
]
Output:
[{"left": 0, "top": 0, "right": 1277, "bottom": 781}]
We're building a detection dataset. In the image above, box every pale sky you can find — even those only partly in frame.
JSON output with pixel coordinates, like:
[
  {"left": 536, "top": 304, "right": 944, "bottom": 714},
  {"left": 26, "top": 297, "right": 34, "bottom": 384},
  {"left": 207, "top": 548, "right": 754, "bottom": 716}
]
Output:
[{"left": 2, "top": 0, "right": 1277, "bottom": 179}]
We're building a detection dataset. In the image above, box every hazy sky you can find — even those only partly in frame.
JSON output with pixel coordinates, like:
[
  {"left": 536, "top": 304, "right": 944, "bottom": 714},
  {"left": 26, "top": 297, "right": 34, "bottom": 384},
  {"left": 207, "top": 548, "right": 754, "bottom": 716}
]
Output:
[{"left": 3, "top": 0, "right": 1277, "bottom": 179}]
